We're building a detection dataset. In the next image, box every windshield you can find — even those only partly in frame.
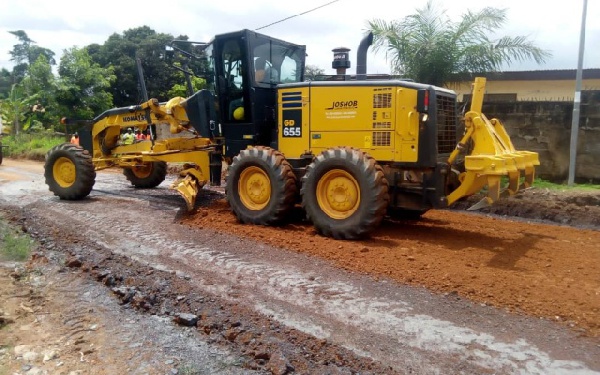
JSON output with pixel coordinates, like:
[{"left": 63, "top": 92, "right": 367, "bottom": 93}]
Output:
[{"left": 252, "top": 40, "right": 304, "bottom": 86}]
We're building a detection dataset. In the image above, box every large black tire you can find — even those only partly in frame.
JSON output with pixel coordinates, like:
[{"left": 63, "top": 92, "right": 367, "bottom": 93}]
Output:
[
  {"left": 301, "top": 147, "right": 389, "bottom": 240},
  {"left": 44, "top": 143, "right": 96, "bottom": 200},
  {"left": 226, "top": 146, "right": 297, "bottom": 225},
  {"left": 0, "top": 143, "right": 3, "bottom": 165},
  {"left": 123, "top": 161, "right": 167, "bottom": 188}
]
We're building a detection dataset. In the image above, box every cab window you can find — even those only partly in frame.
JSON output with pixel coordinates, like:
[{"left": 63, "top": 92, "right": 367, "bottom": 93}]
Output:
[
  {"left": 221, "top": 39, "right": 247, "bottom": 122},
  {"left": 252, "top": 42, "right": 303, "bottom": 86}
]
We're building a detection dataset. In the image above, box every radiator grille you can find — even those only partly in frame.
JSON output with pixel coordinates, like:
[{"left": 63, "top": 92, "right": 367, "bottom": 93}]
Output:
[
  {"left": 372, "top": 131, "right": 391, "bottom": 147},
  {"left": 373, "top": 122, "right": 391, "bottom": 129},
  {"left": 373, "top": 93, "right": 392, "bottom": 108},
  {"left": 436, "top": 93, "right": 457, "bottom": 154}
]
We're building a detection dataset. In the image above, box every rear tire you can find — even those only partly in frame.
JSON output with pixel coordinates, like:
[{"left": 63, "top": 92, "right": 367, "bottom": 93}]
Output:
[
  {"left": 44, "top": 143, "right": 96, "bottom": 200},
  {"left": 301, "top": 147, "right": 389, "bottom": 240},
  {"left": 226, "top": 147, "right": 297, "bottom": 225},
  {"left": 123, "top": 161, "right": 167, "bottom": 188}
]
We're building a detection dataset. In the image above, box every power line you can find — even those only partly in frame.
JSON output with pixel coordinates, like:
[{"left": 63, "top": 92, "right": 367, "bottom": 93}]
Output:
[{"left": 255, "top": 0, "right": 340, "bottom": 31}]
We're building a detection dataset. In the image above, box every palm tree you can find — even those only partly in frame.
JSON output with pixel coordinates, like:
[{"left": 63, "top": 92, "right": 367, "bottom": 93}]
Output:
[{"left": 367, "top": 1, "right": 551, "bottom": 86}]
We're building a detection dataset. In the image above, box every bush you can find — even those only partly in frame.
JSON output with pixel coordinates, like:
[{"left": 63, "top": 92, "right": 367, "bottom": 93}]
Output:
[{"left": 1, "top": 133, "right": 65, "bottom": 160}]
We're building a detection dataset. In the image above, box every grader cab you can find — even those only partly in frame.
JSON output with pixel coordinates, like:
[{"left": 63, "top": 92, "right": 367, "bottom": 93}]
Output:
[{"left": 44, "top": 29, "right": 539, "bottom": 239}]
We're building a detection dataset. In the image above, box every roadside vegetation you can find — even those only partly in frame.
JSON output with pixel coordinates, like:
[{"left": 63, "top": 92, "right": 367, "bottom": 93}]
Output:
[
  {"left": 1, "top": 134, "right": 64, "bottom": 160},
  {"left": 534, "top": 178, "right": 600, "bottom": 191},
  {"left": 0, "top": 214, "right": 33, "bottom": 261}
]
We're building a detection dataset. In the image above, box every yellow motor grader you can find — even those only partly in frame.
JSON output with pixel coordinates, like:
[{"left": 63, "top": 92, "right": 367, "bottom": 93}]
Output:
[{"left": 44, "top": 29, "right": 539, "bottom": 239}]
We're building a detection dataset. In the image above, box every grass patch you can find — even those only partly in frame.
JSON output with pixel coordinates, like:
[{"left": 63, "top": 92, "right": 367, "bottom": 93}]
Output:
[
  {"left": 0, "top": 215, "right": 33, "bottom": 262},
  {"left": 177, "top": 364, "right": 203, "bottom": 375},
  {"left": 1, "top": 134, "right": 65, "bottom": 161},
  {"left": 533, "top": 178, "right": 600, "bottom": 191}
]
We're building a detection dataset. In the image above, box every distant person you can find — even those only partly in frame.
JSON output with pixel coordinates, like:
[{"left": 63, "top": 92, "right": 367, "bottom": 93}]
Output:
[
  {"left": 70, "top": 133, "right": 80, "bottom": 146},
  {"left": 135, "top": 129, "right": 146, "bottom": 141},
  {"left": 122, "top": 128, "right": 135, "bottom": 145}
]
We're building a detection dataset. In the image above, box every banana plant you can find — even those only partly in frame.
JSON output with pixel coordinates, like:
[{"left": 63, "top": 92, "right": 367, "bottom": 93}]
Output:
[{"left": 0, "top": 84, "right": 39, "bottom": 135}]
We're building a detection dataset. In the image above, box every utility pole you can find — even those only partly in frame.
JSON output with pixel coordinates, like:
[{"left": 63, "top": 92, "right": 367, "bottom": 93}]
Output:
[{"left": 568, "top": 0, "right": 588, "bottom": 185}]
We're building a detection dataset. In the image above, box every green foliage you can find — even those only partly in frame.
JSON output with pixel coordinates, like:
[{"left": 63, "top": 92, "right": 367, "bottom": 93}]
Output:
[
  {"left": 167, "top": 75, "right": 206, "bottom": 98},
  {"left": 368, "top": 1, "right": 551, "bottom": 86},
  {"left": 8, "top": 30, "right": 55, "bottom": 83},
  {"left": 2, "top": 32, "right": 61, "bottom": 131},
  {"left": 0, "top": 68, "right": 13, "bottom": 100},
  {"left": 0, "top": 83, "right": 39, "bottom": 135},
  {"left": 533, "top": 178, "right": 600, "bottom": 191},
  {"left": 56, "top": 47, "right": 115, "bottom": 119},
  {"left": 88, "top": 26, "right": 184, "bottom": 107},
  {"left": 1, "top": 134, "right": 64, "bottom": 160},
  {"left": 0, "top": 215, "right": 32, "bottom": 262},
  {"left": 21, "top": 55, "right": 60, "bottom": 130},
  {"left": 3, "top": 27, "right": 205, "bottom": 124}
]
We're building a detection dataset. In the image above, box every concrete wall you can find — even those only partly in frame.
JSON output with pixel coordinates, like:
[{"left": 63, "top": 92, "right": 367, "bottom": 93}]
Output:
[
  {"left": 476, "top": 100, "right": 600, "bottom": 183},
  {"left": 449, "top": 79, "right": 600, "bottom": 101}
]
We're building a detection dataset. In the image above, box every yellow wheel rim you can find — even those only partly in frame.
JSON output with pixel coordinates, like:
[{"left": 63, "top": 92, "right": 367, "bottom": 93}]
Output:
[
  {"left": 53, "top": 156, "right": 76, "bottom": 188},
  {"left": 316, "top": 169, "right": 360, "bottom": 219},
  {"left": 238, "top": 166, "right": 271, "bottom": 210},
  {"left": 131, "top": 163, "right": 152, "bottom": 179}
]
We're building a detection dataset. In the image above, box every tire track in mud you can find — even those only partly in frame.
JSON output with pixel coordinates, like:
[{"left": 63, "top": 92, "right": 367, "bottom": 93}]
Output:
[
  {"left": 19, "top": 197, "right": 402, "bottom": 374},
  {"left": 19, "top": 190, "right": 600, "bottom": 375}
]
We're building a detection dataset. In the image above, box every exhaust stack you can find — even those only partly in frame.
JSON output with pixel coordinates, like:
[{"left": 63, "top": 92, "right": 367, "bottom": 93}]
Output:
[
  {"left": 332, "top": 47, "right": 351, "bottom": 75},
  {"left": 356, "top": 32, "right": 373, "bottom": 80}
]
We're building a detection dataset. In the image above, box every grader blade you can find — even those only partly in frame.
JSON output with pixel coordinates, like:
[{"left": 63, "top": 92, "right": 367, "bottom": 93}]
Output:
[
  {"left": 446, "top": 77, "right": 540, "bottom": 209},
  {"left": 171, "top": 166, "right": 209, "bottom": 211},
  {"left": 172, "top": 175, "right": 199, "bottom": 211}
]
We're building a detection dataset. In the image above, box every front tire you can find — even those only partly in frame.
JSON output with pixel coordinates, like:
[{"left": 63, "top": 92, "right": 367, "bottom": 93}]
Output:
[
  {"left": 44, "top": 143, "right": 96, "bottom": 200},
  {"left": 123, "top": 161, "right": 167, "bottom": 188},
  {"left": 226, "top": 147, "right": 297, "bottom": 225},
  {"left": 301, "top": 147, "right": 389, "bottom": 240}
]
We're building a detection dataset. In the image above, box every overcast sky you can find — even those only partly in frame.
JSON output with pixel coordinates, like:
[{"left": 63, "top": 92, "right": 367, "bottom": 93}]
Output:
[{"left": 0, "top": 0, "right": 598, "bottom": 76}]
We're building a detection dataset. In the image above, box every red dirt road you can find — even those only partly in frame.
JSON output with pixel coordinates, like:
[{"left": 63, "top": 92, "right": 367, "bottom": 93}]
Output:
[{"left": 185, "top": 199, "right": 600, "bottom": 337}]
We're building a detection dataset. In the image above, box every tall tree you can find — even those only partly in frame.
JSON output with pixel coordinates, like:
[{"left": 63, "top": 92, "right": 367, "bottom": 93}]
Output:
[
  {"left": 367, "top": 1, "right": 551, "bottom": 86},
  {"left": 8, "top": 30, "right": 56, "bottom": 83},
  {"left": 56, "top": 47, "right": 115, "bottom": 119},
  {"left": 0, "top": 68, "right": 13, "bottom": 99},
  {"left": 87, "top": 26, "right": 182, "bottom": 107},
  {"left": 21, "top": 55, "right": 58, "bottom": 130}
]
